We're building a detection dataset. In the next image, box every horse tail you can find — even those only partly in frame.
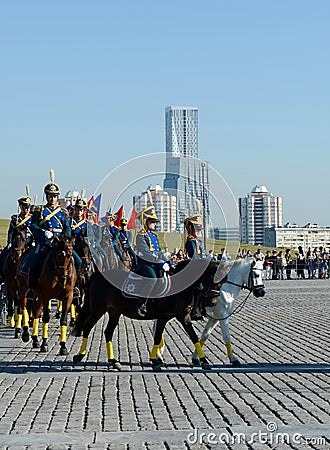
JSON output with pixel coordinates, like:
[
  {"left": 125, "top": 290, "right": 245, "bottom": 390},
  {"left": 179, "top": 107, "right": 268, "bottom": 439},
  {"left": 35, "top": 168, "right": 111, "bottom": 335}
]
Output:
[{"left": 71, "top": 274, "right": 93, "bottom": 337}]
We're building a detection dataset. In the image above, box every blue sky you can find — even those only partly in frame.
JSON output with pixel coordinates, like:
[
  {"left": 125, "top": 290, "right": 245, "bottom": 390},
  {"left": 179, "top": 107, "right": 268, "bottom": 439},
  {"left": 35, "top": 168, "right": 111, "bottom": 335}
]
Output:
[{"left": 0, "top": 1, "right": 329, "bottom": 226}]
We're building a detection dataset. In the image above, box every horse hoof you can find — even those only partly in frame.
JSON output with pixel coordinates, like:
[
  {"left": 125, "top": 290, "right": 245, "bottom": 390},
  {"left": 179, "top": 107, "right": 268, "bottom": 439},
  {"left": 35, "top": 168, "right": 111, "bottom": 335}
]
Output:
[
  {"left": 14, "top": 329, "right": 21, "bottom": 339},
  {"left": 192, "top": 357, "right": 201, "bottom": 366},
  {"left": 200, "top": 357, "right": 212, "bottom": 371},
  {"left": 231, "top": 360, "right": 241, "bottom": 367},
  {"left": 21, "top": 332, "right": 30, "bottom": 343},
  {"left": 60, "top": 347, "right": 68, "bottom": 356},
  {"left": 73, "top": 354, "right": 84, "bottom": 364},
  {"left": 108, "top": 359, "right": 121, "bottom": 370},
  {"left": 151, "top": 360, "right": 163, "bottom": 372},
  {"left": 40, "top": 345, "right": 48, "bottom": 353},
  {"left": 32, "top": 338, "right": 39, "bottom": 348},
  {"left": 55, "top": 311, "right": 61, "bottom": 319},
  {"left": 69, "top": 319, "right": 75, "bottom": 327}
]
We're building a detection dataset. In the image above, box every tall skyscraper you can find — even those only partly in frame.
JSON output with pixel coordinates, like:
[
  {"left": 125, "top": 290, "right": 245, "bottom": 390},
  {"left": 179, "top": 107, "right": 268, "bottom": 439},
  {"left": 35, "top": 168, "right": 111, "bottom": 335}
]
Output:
[
  {"left": 163, "top": 106, "right": 210, "bottom": 233},
  {"left": 239, "top": 185, "right": 282, "bottom": 245}
]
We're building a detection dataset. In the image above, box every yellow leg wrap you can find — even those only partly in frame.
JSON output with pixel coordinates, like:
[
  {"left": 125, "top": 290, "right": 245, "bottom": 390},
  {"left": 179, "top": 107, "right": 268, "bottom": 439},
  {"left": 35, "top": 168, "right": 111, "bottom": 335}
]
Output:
[
  {"left": 60, "top": 325, "right": 67, "bottom": 343},
  {"left": 22, "top": 309, "right": 30, "bottom": 327},
  {"left": 225, "top": 341, "right": 233, "bottom": 358},
  {"left": 57, "top": 300, "right": 62, "bottom": 312},
  {"left": 14, "top": 306, "right": 18, "bottom": 319},
  {"left": 9, "top": 316, "right": 15, "bottom": 328},
  {"left": 195, "top": 342, "right": 205, "bottom": 359},
  {"left": 79, "top": 337, "right": 88, "bottom": 355},
  {"left": 48, "top": 300, "right": 52, "bottom": 310},
  {"left": 16, "top": 314, "right": 22, "bottom": 329},
  {"left": 106, "top": 341, "right": 114, "bottom": 360},
  {"left": 200, "top": 338, "right": 205, "bottom": 347},
  {"left": 32, "top": 319, "right": 39, "bottom": 336},
  {"left": 159, "top": 334, "right": 165, "bottom": 347},
  {"left": 70, "top": 304, "right": 76, "bottom": 319},
  {"left": 42, "top": 322, "right": 49, "bottom": 339},
  {"left": 150, "top": 344, "right": 159, "bottom": 359}
]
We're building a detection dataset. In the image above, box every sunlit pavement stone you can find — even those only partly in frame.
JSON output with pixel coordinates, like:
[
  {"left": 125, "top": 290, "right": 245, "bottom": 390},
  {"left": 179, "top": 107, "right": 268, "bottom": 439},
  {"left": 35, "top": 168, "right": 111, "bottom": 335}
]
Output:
[{"left": 0, "top": 280, "right": 329, "bottom": 449}]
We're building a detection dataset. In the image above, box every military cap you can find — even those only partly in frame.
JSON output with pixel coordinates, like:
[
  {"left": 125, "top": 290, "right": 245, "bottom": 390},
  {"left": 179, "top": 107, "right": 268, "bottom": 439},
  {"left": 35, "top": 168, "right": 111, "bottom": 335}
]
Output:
[
  {"left": 17, "top": 196, "right": 31, "bottom": 206},
  {"left": 44, "top": 183, "right": 60, "bottom": 195}
]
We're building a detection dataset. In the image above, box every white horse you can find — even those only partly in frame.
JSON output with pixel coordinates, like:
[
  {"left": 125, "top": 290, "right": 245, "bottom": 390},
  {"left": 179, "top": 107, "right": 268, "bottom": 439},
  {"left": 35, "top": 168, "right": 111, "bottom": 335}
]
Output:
[
  {"left": 155, "top": 257, "right": 266, "bottom": 367},
  {"left": 191, "top": 257, "right": 266, "bottom": 366}
]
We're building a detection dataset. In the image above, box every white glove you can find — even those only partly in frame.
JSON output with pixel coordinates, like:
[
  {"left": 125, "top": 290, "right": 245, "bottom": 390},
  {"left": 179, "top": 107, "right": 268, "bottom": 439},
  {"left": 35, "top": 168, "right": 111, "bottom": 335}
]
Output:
[
  {"left": 7, "top": 243, "right": 12, "bottom": 249},
  {"left": 162, "top": 262, "right": 170, "bottom": 272},
  {"left": 44, "top": 230, "right": 53, "bottom": 239}
]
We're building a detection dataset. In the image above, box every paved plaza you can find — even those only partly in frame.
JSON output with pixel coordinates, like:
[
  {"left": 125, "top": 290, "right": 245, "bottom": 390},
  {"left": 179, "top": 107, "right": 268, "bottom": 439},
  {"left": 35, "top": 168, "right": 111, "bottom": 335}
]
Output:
[{"left": 0, "top": 279, "right": 329, "bottom": 449}]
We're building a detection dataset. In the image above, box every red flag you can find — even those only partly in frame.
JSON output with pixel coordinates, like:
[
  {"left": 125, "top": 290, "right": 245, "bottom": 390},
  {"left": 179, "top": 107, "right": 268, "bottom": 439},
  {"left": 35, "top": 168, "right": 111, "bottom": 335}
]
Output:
[
  {"left": 127, "top": 206, "right": 137, "bottom": 230},
  {"left": 87, "top": 195, "right": 94, "bottom": 209},
  {"left": 114, "top": 205, "right": 124, "bottom": 227}
]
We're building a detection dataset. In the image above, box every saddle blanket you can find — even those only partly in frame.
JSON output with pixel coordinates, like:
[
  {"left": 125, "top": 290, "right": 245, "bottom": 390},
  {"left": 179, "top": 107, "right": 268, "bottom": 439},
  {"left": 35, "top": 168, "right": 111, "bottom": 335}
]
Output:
[{"left": 122, "top": 272, "right": 172, "bottom": 299}]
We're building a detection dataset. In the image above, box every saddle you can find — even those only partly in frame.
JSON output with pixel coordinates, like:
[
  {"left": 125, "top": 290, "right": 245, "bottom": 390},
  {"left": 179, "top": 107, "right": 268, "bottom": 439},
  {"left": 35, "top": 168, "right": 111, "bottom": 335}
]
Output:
[{"left": 122, "top": 272, "right": 172, "bottom": 299}]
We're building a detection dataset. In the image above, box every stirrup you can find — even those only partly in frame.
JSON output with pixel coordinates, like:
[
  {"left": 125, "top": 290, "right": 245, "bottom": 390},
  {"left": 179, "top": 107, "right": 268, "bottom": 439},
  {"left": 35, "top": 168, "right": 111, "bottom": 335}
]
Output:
[
  {"left": 136, "top": 303, "right": 147, "bottom": 318},
  {"left": 26, "top": 289, "right": 36, "bottom": 301}
]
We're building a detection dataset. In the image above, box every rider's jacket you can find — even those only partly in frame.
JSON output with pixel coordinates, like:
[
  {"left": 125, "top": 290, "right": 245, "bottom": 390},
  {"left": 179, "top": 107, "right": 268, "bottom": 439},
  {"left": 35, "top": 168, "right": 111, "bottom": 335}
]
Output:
[
  {"left": 70, "top": 217, "right": 87, "bottom": 237},
  {"left": 30, "top": 204, "right": 71, "bottom": 247},
  {"left": 136, "top": 230, "right": 163, "bottom": 266},
  {"left": 114, "top": 229, "right": 133, "bottom": 250},
  {"left": 7, "top": 213, "right": 33, "bottom": 245},
  {"left": 185, "top": 235, "right": 206, "bottom": 259},
  {"left": 103, "top": 224, "right": 118, "bottom": 243}
]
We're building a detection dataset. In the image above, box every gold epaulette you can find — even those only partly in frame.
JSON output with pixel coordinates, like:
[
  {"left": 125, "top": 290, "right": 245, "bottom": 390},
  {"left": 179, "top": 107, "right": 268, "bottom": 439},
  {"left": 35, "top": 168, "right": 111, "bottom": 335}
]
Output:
[{"left": 11, "top": 214, "right": 18, "bottom": 220}]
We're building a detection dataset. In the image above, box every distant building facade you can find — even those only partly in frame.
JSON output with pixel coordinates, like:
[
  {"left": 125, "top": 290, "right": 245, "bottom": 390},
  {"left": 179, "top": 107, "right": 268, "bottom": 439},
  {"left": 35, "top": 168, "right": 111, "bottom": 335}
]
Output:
[
  {"left": 133, "top": 185, "right": 176, "bottom": 233},
  {"left": 163, "top": 106, "right": 210, "bottom": 233},
  {"left": 239, "top": 185, "right": 282, "bottom": 245},
  {"left": 212, "top": 227, "right": 240, "bottom": 242},
  {"left": 265, "top": 222, "right": 330, "bottom": 249}
]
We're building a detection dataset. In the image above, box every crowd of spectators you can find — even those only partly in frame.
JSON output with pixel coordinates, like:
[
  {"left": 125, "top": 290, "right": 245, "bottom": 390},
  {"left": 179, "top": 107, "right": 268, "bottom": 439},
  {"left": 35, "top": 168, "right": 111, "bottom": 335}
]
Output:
[{"left": 237, "top": 246, "right": 330, "bottom": 280}]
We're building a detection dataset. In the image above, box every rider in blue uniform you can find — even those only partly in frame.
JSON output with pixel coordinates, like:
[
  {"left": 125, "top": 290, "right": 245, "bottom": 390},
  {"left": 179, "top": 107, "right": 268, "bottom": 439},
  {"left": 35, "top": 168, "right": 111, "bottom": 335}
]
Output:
[
  {"left": 184, "top": 213, "right": 207, "bottom": 320},
  {"left": 86, "top": 211, "right": 110, "bottom": 271},
  {"left": 25, "top": 182, "right": 72, "bottom": 301},
  {"left": 184, "top": 214, "right": 206, "bottom": 259},
  {"left": 113, "top": 217, "right": 137, "bottom": 268},
  {"left": 69, "top": 198, "right": 88, "bottom": 272},
  {"left": 0, "top": 195, "right": 33, "bottom": 279},
  {"left": 134, "top": 206, "right": 169, "bottom": 317}
]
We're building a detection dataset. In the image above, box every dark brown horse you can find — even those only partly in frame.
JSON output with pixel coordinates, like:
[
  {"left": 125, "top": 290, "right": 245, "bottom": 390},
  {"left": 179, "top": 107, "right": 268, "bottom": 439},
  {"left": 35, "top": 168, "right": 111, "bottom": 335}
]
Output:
[
  {"left": 3, "top": 228, "right": 27, "bottom": 337},
  {"left": 73, "top": 229, "right": 94, "bottom": 306},
  {"left": 18, "top": 235, "right": 77, "bottom": 354},
  {"left": 72, "top": 259, "right": 221, "bottom": 371}
]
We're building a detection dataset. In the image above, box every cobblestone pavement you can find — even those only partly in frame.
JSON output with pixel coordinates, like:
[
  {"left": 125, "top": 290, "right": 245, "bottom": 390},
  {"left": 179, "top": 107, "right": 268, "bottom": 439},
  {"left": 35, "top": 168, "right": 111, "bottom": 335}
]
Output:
[{"left": 0, "top": 280, "right": 329, "bottom": 449}]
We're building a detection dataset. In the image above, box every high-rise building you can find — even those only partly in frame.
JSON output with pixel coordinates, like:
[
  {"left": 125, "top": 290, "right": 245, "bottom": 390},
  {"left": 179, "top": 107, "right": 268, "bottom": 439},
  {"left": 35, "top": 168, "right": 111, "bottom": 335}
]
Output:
[
  {"left": 133, "top": 185, "right": 176, "bottom": 233},
  {"left": 239, "top": 185, "right": 282, "bottom": 245},
  {"left": 163, "top": 106, "right": 210, "bottom": 233}
]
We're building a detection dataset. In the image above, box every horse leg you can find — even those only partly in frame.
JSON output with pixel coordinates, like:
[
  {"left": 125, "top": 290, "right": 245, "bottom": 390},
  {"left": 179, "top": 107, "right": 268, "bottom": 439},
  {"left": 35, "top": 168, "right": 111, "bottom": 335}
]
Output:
[
  {"left": 7, "top": 291, "right": 15, "bottom": 328},
  {"left": 152, "top": 320, "right": 165, "bottom": 364},
  {"left": 31, "top": 299, "right": 43, "bottom": 349},
  {"left": 59, "top": 296, "right": 72, "bottom": 356},
  {"left": 104, "top": 312, "right": 121, "bottom": 370},
  {"left": 176, "top": 313, "right": 212, "bottom": 370},
  {"left": 40, "top": 301, "right": 50, "bottom": 353},
  {"left": 14, "top": 294, "right": 22, "bottom": 339},
  {"left": 219, "top": 317, "right": 240, "bottom": 366},
  {"left": 69, "top": 304, "right": 76, "bottom": 327},
  {"left": 55, "top": 299, "right": 62, "bottom": 319},
  {"left": 150, "top": 318, "right": 169, "bottom": 372},
  {"left": 21, "top": 306, "right": 30, "bottom": 343},
  {"left": 191, "top": 317, "right": 219, "bottom": 366},
  {"left": 73, "top": 311, "right": 103, "bottom": 364}
]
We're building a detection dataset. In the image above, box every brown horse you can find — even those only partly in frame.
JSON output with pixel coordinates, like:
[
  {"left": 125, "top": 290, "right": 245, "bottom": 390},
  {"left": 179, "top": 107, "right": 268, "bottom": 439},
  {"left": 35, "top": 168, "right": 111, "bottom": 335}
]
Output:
[
  {"left": 72, "top": 259, "right": 221, "bottom": 371},
  {"left": 2, "top": 228, "right": 27, "bottom": 337},
  {"left": 18, "top": 235, "right": 77, "bottom": 354}
]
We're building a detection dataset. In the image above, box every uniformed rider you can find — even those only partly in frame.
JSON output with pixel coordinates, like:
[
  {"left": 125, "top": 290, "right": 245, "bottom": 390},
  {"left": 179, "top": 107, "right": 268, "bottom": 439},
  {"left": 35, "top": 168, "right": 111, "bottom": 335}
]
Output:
[
  {"left": 184, "top": 214, "right": 206, "bottom": 259},
  {"left": 134, "top": 206, "right": 169, "bottom": 317},
  {"left": 0, "top": 195, "right": 33, "bottom": 279},
  {"left": 184, "top": 213, "right": 207, "bottom": 320},
  {"left": 112, "top": 217, "right": 137, "bottom": 268},
  {"left": 69, "top": 198, "right": 88, "bottom": 274},
  {"left": 25, "top": 182, "right": 72, "bottom": 301}
]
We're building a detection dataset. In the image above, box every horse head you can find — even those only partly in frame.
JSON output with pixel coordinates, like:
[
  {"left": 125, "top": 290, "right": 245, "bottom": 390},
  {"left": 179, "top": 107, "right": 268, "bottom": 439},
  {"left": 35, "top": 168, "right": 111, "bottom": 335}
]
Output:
[
  {"left": 249, "top": 259, "right": 266, "bottom": 297},
  {"left": 10, "top": 227, "right": 27, "bottom": 262},
  {"left": 52, "top": 235, "right": 75, "bottom": 282}
]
